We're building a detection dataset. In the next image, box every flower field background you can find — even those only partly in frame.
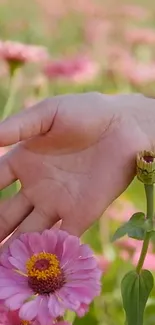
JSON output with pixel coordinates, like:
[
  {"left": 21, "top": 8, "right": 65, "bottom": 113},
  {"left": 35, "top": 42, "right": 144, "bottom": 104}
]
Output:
[{"left": 0, "top": 0, "right": 155, "bottom": 324}]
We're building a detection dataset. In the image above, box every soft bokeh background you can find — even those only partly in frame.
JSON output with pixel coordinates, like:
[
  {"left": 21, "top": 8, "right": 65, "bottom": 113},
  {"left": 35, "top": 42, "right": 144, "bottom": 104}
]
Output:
[{"left": 0, "top": 0, "right": 155, "bottom": 324}]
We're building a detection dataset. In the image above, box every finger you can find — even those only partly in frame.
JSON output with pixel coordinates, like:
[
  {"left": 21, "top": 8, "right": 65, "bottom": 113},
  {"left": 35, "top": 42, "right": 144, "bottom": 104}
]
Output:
[
  {"left": 60, "top": 218, "right": 87, "bottom": 237},
  {"left": 0, "top": 152, "right": 17, "bottom": 189},
  {"left": 16, "top": 208, "right": 60, "bottom": 233},
  {"left": 0, "top": 96, "right": 61, "bottom": 146},
  {"left": 0, "top": 191, "right": 33, "bottom": 241},
  {"left": 1, "top": 209, "right": 60, "bottom": 250}
]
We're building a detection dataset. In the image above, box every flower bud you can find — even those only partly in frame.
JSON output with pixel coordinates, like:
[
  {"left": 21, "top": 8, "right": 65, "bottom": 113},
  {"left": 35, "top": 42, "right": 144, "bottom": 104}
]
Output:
[{"left": 137, "top": 150, "right": 155, "bottom": 184}]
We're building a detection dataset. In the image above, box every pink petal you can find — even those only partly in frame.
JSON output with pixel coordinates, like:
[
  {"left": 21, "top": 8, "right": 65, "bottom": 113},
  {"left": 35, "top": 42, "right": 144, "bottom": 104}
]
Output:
[
  {"left": 5, "top": 292, "right": 31, "bottom": 310},
  {"left": 8, "top": 257, "right": 26, "bottom": 272},
  {"left": 0, "top": 266, "right": 27, "bottom": 287},
  {"left": 37, "top": 297, "right": 53, "bottom": 325},
  {"left": 28, "top": 233, "right": 43, "bottom": 254},
  {"left": 42, "top": 230, "right": 57, "bottom": 253},
  {"left": 19, "top": 296, "right": 40, "bottom": 321},
  {"left": 77, "top": 303, "right": 89, "bottom": 317},
  {"left": 64, "top": 257, "right": 97, "bottom": 272},
  {"left": 48, "top": 294, "right": 64, "bottom": 318},
  {"left": 79, "top": 244, "right": 93, "bottom": 258},
  {"left": 66, "top": 280, "right": 101, "bottom": 292},
  {"left": 0, "top": 266, "right": 13, "bottom": 278},
  {"left": 0, "top": 267, "right": 28, "bottom": 290},
  {"left": 0, "top": 286, "right": 25, "bottom": 299},
  {"left": 64, "top": 284, "right": 100, "bottom": 303},
  {"left": 0, "top": 249, "right": 12, "bottom": 268},
  {"left": 19, "top": 233, "right": 31, "bottom": 250},
  {"left": 54, "top": 230, "right": 68, "bottom": 259},
  {"left": 0, "top": 279, "right": 18, "bottom": 287},
  {"left": 58, "top": 288, "right": 80, "bottom": 311},
  {"left": 67, "top": 268, "right": 102, "bottom": 281},
  {"left": 9, "top": 239, "right": 30, "bottom": 263},
  {"left": 61, "top": 236, "right": 80, "bottom": 266}
]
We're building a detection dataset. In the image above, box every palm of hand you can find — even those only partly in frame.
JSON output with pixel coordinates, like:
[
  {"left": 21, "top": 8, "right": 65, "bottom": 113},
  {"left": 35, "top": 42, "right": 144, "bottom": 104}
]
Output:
[{"left": 0, "top": 93, "right": 150, "bottom": 240}]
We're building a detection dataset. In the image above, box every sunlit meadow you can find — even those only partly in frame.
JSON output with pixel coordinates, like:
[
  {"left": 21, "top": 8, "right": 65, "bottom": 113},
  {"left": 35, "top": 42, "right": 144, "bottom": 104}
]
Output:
[{"left": 0, "top": 0, "right": 155, "bottom": 324}]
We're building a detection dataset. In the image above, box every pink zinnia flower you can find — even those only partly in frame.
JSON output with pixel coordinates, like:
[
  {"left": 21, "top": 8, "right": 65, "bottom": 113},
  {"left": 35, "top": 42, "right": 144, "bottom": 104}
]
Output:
[
  {"left": 44, "top": 57, "right": 99, "bottom": 83},
  {"left": 0, "top": 229, "right": 101, "bottom": 324},
  {"left": 0, "top": 40, "right": 49, "bottom": 66},
  {"left": 0, "top": 302, "right": 22, "bottom": 325},
  {"left": 125, "top": 28, "right": 155, "bottom": 45}
]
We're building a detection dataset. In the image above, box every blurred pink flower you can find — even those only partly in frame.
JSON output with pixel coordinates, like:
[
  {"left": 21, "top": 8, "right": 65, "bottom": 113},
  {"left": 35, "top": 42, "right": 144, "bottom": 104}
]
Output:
[
  {"left": 116, "top": 237, "right": 146, "bottom": 253},
  {"left": 0, "top": 40, "right": 49, "bottom": 66},
  {"left": 127, "top": 62, "right": 155, "bottom": 85},
  {"left": 0, "top": 229, "right": 101, "bottom": 323},
  {"left": 105, "top": 197, "right": 136, "bottom": 222},
  {"left": 125, "top": 28, "right": 155, "bottom": 45},
  {"left": 44, "top": 56, "right": 99, "bottom": 83},
  {"left": 96, "top": 255, "right": 110, "bottom": 273},
  {"left": 115, "top": 5, "right": 150, "bottom": 20},
  {"left": 0, "top": 303, "right": 21, "bottom": 325},
  {"left": 84, "top": 19, "right": 113, "bottom": 43},
  {"left": 105, "top": 45, "right": 135, "bottom": 79},
  {"left": 77, "top": 303, "right": 89, "bottom": 317},
  {"left": 132, "top": 252, "right": 155, "bottom": 271},
  {"left": 117, "top": 238, "right": 153, "bottom": 269},
  {"left": 106, "top": 47, "right": 155, "bottom": 86}
]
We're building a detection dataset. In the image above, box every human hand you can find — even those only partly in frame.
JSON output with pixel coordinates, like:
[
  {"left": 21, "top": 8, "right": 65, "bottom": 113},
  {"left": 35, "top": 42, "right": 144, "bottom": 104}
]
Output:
[{"left": 0, "top": 92, "right": 153, "bottom": 240}]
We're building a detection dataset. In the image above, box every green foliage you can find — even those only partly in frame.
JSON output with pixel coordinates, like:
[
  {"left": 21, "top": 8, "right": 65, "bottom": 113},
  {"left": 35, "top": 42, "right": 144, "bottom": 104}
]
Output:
[
  {"left": 121, "top": 270, "right": 154, "bottom": 325},
  {"left": 112, "top": 212, "right": 148, "bottom": 242}
]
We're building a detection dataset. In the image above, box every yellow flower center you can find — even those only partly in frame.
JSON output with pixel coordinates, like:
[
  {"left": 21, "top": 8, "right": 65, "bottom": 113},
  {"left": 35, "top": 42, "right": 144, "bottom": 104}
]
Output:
[
  {"left": 26, "top": 252, "right": 65, "bottom": 295},
  {"left": 26, "top": 252, "right": 61, "bottom": 280},
  {"left": 20, "top": 321, "right": 30, "bottom": 325}
]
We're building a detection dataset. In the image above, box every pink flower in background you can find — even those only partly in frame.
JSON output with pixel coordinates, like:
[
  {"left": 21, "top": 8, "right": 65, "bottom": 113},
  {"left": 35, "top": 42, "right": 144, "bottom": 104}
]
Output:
[
  {"left": 84, "top": 19, "right": 113, "bottom": 43},
  {"left": 116, "top": 238, "right": 144, "bottom": 253},
  {"left": 125, "top": 28, "right": 155, "bottom": 45},
  {"left": 115, "top": 5, "right": 150, "bottom": 20},
  {"left": 44, "top": 56, "right": 99, "bottom": 83},
  {"left": 132, "top": 252, "right": 155, "bottom": 271},
  {"left": 128, "top": 63, "right": 155, "bottom": 85},
  {"left": 96, "top": 255, "right": 110, "bottom": 273},
  {"left": 0, "top": 40, "right": 49, "bottom": 65},
  {"left": 117, "top": 237, "right": 153, "bottom": 266},
  {"left": 0, "top": 303, "right": 20, "bottom": 325},
  {"left": 0, "top": 229, "right": 101, "bottom": 324},
  {"left": 105, "top": 46, "right": 135, "bottom": 80},
  {"left": 105, "top": 197, "right": 136, "bottom": 222}
]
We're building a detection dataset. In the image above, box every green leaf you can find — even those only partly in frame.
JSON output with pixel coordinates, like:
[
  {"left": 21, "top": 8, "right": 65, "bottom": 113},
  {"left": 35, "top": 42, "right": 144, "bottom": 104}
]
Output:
[
  {"left": 111, "top": 224, "right": 128, "bottom": 242},
  {"left": 127, "top": 227, "right": 145, "bottom": 240},
  {"left": 112, "top": 212, "right": 147, "bottom": 242},
  {"left": 129, "top": 212, "right": 146, "bottom": 226},
  {"left": 121, "top": 270, "right": 154, "bottom": 325}
]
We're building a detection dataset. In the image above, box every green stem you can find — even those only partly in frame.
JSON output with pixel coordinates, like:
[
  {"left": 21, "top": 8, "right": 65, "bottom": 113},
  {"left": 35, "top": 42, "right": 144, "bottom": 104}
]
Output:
[
  {"left": 136, "top": 184, "right": 154, "bottom": 274},
  {"left": 2, "top": 68, "right": 19, "bottom": 120}
]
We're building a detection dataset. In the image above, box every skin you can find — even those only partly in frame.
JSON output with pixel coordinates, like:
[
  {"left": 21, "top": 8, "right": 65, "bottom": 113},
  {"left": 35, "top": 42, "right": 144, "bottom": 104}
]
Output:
[{"left": 0, "top": 92, "right": 154, "bottom": 243}]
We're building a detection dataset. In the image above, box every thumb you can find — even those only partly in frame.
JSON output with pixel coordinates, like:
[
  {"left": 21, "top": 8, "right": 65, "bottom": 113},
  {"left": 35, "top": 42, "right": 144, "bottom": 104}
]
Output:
[{"left": 0, "top": 97, "right": 60, "bottom": 146}]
